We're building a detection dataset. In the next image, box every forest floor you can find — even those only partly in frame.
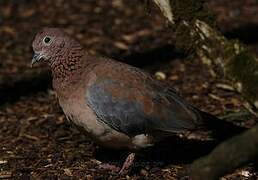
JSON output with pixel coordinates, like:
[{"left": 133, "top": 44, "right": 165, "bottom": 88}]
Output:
[{"left": 1, "top": 0, "right": 258, "bottom": 179}]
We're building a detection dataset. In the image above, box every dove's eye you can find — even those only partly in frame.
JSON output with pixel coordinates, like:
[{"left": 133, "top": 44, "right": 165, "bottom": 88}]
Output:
[{"left": 43, "top": 36, "right": 52, "bottom": 45}]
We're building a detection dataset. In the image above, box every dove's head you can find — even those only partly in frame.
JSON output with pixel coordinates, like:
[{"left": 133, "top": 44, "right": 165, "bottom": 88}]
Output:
[{"left": 31, "top": 28, "right": 81, "bottom": 67}]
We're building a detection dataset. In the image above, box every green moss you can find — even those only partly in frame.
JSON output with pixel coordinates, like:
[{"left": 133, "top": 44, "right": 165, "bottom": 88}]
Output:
[
  {"left": 166, "top": 0, "right": 258, "bottom": 106},
  {"left": 175, "top": 21, "right": 214, "bottom": 55},
  {"left": 170, "top": 0, "right": 215, "bottom": 26},
  {"left": 171, "top": 0, "right": 216, "bottom": 53},
  {"left": 226, "top": 51, "right": 258, "bottom": 101},
  {"left": 175, "top": 22, "right": 194, "bottom": 52}
]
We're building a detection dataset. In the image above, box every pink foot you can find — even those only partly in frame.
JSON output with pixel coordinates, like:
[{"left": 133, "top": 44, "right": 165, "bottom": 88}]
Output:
[
  {"left": 98, "top": 153, "right": 136, "bottom": 174},
  {"left": 119, "top": 153, "right": 136, "bottom": 174}
]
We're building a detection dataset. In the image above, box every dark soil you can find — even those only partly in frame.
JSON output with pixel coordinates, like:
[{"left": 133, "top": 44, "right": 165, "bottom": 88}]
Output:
[{"left": 0, "top": 0, "right": 258, "bottom": 179}]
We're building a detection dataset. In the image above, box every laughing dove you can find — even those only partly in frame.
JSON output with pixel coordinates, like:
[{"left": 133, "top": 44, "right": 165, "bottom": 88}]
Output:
[{"left": 31, "top": 28, "right": 245, "bottom": 173}]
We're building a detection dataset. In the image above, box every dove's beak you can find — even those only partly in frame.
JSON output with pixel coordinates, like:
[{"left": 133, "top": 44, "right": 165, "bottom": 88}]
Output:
[{"left": 31, "top": 52, "right": 42, "bottom": 67}]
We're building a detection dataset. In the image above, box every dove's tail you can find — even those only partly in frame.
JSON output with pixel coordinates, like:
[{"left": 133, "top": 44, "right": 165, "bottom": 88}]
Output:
[{"left": 199, "top": 110, "right": 247, "bottom": 141}]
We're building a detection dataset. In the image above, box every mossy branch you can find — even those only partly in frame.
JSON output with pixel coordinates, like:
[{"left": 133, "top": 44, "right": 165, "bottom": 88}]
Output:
[
  {"left": 190, "top": 124, "right": 258, "bottom": 180},
  {"left": 151, "top": 0, "right": 258, "bottom": 114}
]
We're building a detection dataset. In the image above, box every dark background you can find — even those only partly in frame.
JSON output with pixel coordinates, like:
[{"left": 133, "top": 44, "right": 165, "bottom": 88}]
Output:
[{"left": 0, "top": 0, "right": 258, "bottom": 179}]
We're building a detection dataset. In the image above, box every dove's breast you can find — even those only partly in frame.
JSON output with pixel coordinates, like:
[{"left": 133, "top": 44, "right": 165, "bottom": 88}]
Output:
[
  {"left": 53, "top": 65, "right": 154, "bottom": 150},
  {"left": 57, "top": 85, "right": 147, "bottom": 150},
  {"left": 59, "top": 95, "right": 132, "bottom": 148}
]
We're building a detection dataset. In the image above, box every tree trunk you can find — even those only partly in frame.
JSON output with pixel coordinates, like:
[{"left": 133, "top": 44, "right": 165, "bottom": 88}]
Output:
[{"left": 151, "top": 0, "right": 258, "bottom": 115}]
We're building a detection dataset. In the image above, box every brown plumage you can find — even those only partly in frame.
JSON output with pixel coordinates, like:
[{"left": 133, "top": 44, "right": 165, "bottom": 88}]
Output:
[{"left": 31, "top": 28, "right": 245, "bottom": 172}]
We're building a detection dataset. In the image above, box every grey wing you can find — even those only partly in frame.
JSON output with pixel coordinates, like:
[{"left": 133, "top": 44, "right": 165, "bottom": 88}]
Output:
[
  {"left": 86, "top": 80, "right": 150, "bottom": 136},
  {"left": 86, "top": 79, "right": 202, "bottom": 137}
]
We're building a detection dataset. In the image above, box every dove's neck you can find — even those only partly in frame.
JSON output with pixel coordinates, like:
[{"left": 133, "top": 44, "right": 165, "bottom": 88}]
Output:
[{"left": 50, "top": 44, "right": 84, "bottom": 79}]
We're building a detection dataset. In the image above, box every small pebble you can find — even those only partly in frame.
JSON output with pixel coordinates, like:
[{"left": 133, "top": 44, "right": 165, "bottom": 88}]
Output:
[
  {"left": 0, "top": 160, "right": 7, "bottom": 164},
  {"left": 240, "top": 170, "right": 251, "bottom": 177},
  {"left": 140, "top": 169, "right": 148, "bottom": 176},
  {"left": 114, "top": 41, "right": 129, "bottom": 50},
  {"left": 155, "top": 71, "right": 166, "bottom": 80}
]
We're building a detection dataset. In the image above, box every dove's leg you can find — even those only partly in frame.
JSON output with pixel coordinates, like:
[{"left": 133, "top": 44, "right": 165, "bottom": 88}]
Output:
[
  {"left": 119, "top": 153, "right": 135, "bottom": 174},
  {"left": 99, "top": 153, "right": 136, "bottom": 174}
]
